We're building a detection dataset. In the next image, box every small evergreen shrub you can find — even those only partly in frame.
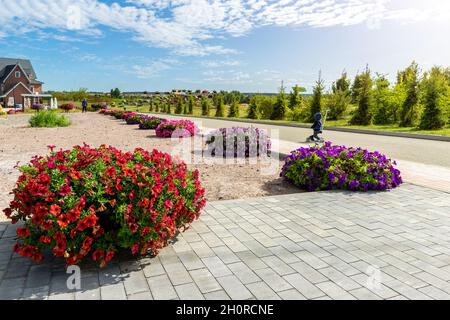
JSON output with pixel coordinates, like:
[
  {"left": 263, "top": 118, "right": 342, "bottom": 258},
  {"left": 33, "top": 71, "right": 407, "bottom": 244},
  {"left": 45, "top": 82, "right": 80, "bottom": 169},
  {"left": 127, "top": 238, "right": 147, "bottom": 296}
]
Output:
[{"left": 29, "top": 111, "right": 71, "bottom": 128}]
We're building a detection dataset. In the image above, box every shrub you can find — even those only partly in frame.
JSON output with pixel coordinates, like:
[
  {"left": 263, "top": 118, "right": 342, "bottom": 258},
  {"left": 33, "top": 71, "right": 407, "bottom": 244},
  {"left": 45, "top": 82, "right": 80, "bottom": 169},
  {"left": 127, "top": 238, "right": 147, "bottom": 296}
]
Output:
[
  {"left": 281, "top": 142, "right": 402, "bottom": 192},
  {"left": 59, "top": 103, "right": 75, "bottom": 112},
  {"left": 4, "top": 145, "right": 206, "bottom": 267},
  {"left": 139, "top": 116, "right": 166, "bottom": 130},
  {"left": 29, "top": 111, "right": 71, "bottom": 128},
  {"left": 205, "top": 127, "right": 271, "bottom": 158},
  {"left": 112, "top": 110, "right": 126, "bottom": 119},
  {"left": 126, "top": 114, "right": 144, "bottom": 125},
  {"left": 155, "top": 120, "right": 198, "bottom": 138}
]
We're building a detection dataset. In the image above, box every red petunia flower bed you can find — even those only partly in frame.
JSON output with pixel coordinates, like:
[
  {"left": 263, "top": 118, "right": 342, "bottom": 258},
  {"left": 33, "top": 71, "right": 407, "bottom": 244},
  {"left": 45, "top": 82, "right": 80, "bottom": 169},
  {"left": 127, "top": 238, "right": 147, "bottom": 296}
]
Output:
[{"left": 4, "top": 144, "right": 206, "bottom": 267}]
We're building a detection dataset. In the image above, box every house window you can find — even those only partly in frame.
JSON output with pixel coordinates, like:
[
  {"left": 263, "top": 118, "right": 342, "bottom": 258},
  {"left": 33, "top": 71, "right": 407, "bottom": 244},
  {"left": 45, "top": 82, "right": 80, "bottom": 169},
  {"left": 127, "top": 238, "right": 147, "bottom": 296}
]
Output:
[
  {"left": 30, "top": 86, "right": 34, "bottom": 92},
  {"left": 15, "top": 71, "right": 21, "bottom": 78}
]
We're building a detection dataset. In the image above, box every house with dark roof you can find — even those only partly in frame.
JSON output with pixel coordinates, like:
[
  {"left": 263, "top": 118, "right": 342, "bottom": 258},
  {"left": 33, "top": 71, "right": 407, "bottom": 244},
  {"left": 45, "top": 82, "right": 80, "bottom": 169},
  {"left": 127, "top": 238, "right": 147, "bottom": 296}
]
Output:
[{"left": 0, "top": 58, "right": 47, "bottom": 109}]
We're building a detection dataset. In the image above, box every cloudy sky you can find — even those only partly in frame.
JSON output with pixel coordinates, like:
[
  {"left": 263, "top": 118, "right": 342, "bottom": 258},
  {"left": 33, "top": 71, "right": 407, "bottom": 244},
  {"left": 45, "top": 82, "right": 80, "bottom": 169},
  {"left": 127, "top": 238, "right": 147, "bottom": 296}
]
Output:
[{"left": 0, "top": 0, "right": 449, "bottom": 93}]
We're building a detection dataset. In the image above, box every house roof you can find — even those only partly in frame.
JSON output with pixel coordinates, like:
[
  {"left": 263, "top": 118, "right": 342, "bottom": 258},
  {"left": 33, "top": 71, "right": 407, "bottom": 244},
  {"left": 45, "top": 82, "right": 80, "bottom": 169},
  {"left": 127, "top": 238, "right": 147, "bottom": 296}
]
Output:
[{"left": 0, "top": 58, "right": 37, "bottom": 82}]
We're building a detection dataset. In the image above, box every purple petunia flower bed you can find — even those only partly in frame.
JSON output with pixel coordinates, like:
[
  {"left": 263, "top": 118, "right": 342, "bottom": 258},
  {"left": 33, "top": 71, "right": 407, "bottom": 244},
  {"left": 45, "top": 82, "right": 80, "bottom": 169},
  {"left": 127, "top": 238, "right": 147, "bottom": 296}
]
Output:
[
  {"left": 281, "top": 142, "right": 402, "bottom": 192},
  {"left": 206, "top": 127, "right": 271, "bottom": 158}
]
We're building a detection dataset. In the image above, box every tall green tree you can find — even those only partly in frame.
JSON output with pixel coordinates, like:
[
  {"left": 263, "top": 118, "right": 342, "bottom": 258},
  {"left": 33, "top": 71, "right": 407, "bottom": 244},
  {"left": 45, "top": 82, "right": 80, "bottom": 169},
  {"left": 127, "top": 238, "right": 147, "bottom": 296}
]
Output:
[
  {"left": 308, "top": 73, "right": 325, "bottom": 122},
  {"left": 247, "top": 96, "right": 260, "bottom": 119},
  {"left": 228, "top": 97, "right": 240, "bottom": 118},
  {"left": 350, "top": 66, "right": 374, "bottom": 125},
  {"left": 351, "top": 73, "right": 364, "bottom": 104},
  {"left": 110, "top": 88, "right": 121, "bottom": 99},
  {"left": 400, "top": 61, "right": 421, "bottom": 127},
  {"left": 328, "top": 72, "right": 351, "bottom": 120},
  {"left": 187, "top": 95, "right": 195, "bottom": 114},
  {"left": 175, "top": 97, "right": 184, "bottom": 114},
  {"left": 271, "top": 82, "right": 288, "bottom": 120},
  {"left": 201, "top": 96, "right": 211, "bottom": 116},
  {"left": 373, "top": 74, "right": 393, "bottom": 125},
  {"left": 215, "top": 94, "right": 225, "bottom": 117},
  {"left": 419, "top": 67, "right": 448, "bottom": 130},
  {"left": 288, "top": 85, "right": 305, "bottom": 110}
]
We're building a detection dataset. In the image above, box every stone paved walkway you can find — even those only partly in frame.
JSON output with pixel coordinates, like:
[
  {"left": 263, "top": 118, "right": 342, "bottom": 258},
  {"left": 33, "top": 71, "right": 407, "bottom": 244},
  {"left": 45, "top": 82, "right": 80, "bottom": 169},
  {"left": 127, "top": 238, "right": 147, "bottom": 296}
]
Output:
[{"left": 1, "top": 183, "right": 450, "bottom": 300}]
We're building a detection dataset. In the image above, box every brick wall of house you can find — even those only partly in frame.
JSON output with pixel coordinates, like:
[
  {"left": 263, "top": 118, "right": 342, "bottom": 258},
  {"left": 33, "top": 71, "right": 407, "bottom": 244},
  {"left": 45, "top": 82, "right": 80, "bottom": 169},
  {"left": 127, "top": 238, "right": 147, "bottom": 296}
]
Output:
[
  {"left": 3, "top": 65, "right": 31, "bottom": 93},
  {"left": 4, "top": 84, "right": 30, "bottom": 106}
]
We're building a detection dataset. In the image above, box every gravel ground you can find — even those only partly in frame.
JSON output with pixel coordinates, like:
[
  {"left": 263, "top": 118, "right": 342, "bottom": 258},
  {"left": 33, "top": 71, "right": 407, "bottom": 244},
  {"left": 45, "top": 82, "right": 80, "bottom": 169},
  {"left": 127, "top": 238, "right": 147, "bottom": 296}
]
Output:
[{"left": 0, "top": 113, "right": 299, "bottom": 221}]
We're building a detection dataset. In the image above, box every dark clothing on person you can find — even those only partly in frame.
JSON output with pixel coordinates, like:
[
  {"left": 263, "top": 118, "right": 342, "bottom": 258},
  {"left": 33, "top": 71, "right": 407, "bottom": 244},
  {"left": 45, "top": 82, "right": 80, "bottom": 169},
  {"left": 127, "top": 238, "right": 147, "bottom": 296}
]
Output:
[
  {"left": 309, "top": 113, "right": 323, "bottom": 142},
  {"left": 82, "top": 100, "right": 88, "bottom": 113}
]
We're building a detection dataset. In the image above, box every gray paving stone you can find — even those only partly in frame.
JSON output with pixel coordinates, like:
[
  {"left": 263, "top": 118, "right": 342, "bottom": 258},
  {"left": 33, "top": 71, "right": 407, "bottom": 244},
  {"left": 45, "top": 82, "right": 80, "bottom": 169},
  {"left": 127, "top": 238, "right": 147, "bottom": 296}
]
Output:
[
  {"left": 211, "top": 245, "right": 240, "bottom": 264},
  {"left": 261, "top": 255, "right": 296, "bottom": 276},
  {"left": 98, "top": 263, "right": 123, "bottom": 285},
  {"left": 141, "top": 257, "right": 166, "bottom": 278},
  {"left": 163, "top": 261, "right": 193, "bottom": 286},
  {"left": 277, "top": 289, "right": 306, "bottom": 300},
  {"left": 127, "top": 291, "right": 154, "bottom": 300},
  {"left": 190, "top": 268, "right": 222, "bottom": 293},
  {"left": 202, "top": 256, "right": 232, "bottom": 278},
  {"left": 22, "top": 285, "right": 50, "bottom": 300},
  {"left": 204, "top": 290, "right": 231, "bottom": 300},
  {"left": 47, "top": 292, "right": 75, "bottom": 300},
  {"left": 254, "top": 268, "right": 292, "bottom": 292},
  {"left": 317, "top": 281, "right": 356, "bottom": 300},
  {"left": 122, "top": 269, "right": 150, "bottom": 295},
  {"left": 216, "top": 275, "right": 253, "bottom": 300},
  {"left": 228, "top": 262, "right": 260, "bottom": 284},
  {"left": 175, "top": 283, "right": 205, "bottom": 300},
  {"left": 418, "top": 285, "right": 450, "bottom": 300},
  {"left": 100, "top": 283, "right": 127, "bottom": 300},
  {"left": 235, "top": 251, "right": 268, "bottom": 270},
  {"left": 147, "top": 274, "right": 178, "bottom": 300},
  {"left": 246, "top": 281, "right": 281, "bottom": 300},
  {"left": 190, "top": 241, "right": 216, "bottom": 258},
  {"left": 349, "top": 287, "right": 382, "bottom": 300},
  {"left": 319, "top": 266, "right": 361, "bottom": 291},
  {"left": 283, "top": 274, "right": 325, "bottom": 299},
  {"left": 25, "top": 264, "right": 51, "bottom": 288},
  {"left": 177, "top": 250, "right": 205, "bottom": 271},
  {"left": 290, "top": 261, "right": 328, "bottom": 284}
]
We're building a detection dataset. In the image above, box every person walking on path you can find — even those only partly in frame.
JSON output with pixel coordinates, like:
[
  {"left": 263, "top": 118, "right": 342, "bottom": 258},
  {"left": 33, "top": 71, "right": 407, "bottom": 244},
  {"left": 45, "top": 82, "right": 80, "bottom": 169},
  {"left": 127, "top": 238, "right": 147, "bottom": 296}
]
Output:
[{"left": 82, "top": 99, "right": 88, "bottom": 113}]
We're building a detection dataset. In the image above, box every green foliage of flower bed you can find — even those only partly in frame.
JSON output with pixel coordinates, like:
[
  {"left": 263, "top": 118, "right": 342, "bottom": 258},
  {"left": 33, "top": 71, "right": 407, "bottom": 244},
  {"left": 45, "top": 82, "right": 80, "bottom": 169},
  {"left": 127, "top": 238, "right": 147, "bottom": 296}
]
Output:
[
  {"left": 4, "top": 145, "right": 207, "bottom": 267},
  {"left": 29, "top": 111, "right": 71, "bottom": 128}
]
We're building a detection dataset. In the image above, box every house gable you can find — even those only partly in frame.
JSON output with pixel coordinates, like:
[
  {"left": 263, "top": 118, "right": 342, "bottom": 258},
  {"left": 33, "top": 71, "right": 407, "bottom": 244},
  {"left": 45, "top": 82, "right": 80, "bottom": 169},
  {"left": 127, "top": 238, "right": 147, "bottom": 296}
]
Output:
[{"left": 2, "top": 64, "right": 32, "bottom": 94}]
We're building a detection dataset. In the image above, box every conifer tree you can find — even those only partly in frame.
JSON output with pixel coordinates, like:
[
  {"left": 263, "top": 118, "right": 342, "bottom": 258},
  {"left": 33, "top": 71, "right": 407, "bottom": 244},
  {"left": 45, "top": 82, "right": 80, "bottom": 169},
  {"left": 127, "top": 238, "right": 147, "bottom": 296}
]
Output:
[
  {"left": 270, "top": 81, "right": 288, "bottom": 120},
  {"left": 309, "top": 72, "right": 325, "bottom": 122},
  {"left": 175, "top": 97, "right": 184, "bottom": 114},
  {"left": 187, "top": 95, "right": 195, "bottom": 114},
  {"left": 215, "top": 94, "right": 225, "bottom": 117},
  {"left": 400, "top": 61, "right": 420, "bottom": 127},
  {"left": 247, "top": 96, "right": 260, "bottom": 119},
  {"left": 201, "top": 96, "right": 211, "bottom": 116},
  {"left": 419, "top": 67, "right": 448, "bottom": 130},
  {"left": 350, "top": 66, "right": 374, "bottom": 125},
  {"left": 288, "top": 85, "right": 305, "bottom": 110},
  {"left": 228, "top": 98, "right": 240, "bottom": 118}
]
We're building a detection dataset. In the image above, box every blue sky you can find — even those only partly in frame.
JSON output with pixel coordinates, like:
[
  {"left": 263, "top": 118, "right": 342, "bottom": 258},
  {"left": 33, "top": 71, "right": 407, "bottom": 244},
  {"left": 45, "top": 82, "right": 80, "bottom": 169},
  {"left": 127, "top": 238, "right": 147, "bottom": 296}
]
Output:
[{"left": 0, "top": 0, "right": 449, "bottom": 93}]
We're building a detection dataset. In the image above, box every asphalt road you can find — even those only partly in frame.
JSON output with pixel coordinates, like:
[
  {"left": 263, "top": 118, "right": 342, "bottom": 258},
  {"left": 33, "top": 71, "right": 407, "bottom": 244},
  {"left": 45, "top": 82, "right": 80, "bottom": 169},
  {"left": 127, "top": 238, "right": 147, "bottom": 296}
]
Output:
[{"left": 152, "top": 113, "right": 450, "bottom": 168}]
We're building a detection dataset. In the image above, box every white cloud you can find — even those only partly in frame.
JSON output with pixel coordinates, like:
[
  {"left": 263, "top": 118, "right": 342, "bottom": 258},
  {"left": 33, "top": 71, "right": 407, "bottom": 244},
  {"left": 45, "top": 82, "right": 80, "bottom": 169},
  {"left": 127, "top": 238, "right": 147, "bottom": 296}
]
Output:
[
  {"left": 131, "top": 58, "right": 179, "bottom": 78},
  {"left": 0, "top": 0, "right": 448, "bottom": 56}
]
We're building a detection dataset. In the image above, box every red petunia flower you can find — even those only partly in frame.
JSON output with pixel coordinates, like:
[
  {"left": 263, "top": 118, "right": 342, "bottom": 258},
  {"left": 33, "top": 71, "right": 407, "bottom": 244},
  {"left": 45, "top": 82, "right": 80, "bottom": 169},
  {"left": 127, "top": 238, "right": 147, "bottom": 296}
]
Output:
[
  {"left": 50, "top": 204, "right": 61, "bottom": 216},
  {"left": 16, "top": 226, "right": 31, "bottom": 238},
  {"left": 39, "top": 235, "right": 51, "bottom": 244},
  {"left": 82, "top": 237, "right": 93, "bottom": 250},
  {"left": 57, "top": 215, "right": 69, "bottom": 228},
  {"left": 92, "top": 249, "right": 104, "bottom": 261}
]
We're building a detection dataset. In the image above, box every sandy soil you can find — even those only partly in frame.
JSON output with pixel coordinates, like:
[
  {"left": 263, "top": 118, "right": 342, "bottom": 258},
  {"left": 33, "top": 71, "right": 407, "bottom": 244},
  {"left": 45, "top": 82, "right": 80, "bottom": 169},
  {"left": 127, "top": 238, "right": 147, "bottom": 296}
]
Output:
[{"left": 0, "top": 113, "right": 299, "bottom": 221}]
